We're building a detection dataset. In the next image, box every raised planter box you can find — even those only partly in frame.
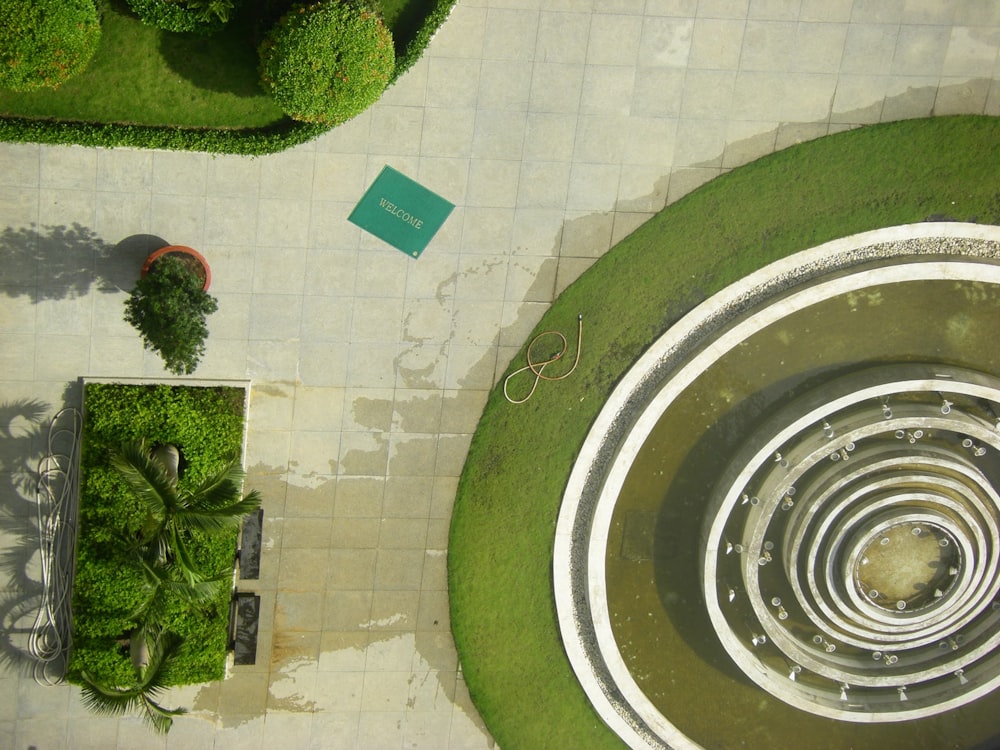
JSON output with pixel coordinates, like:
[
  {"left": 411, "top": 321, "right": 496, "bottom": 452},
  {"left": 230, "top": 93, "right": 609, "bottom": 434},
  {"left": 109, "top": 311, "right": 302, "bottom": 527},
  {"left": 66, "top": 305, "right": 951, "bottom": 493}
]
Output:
[{"left": 68, "top": 378, "right": 252, "bottom": 690}]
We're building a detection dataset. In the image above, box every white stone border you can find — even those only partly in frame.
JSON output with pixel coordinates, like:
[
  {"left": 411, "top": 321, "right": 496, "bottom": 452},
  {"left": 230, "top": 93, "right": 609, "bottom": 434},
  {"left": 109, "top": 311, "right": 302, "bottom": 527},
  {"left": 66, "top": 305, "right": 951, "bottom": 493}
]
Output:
[{"left": 553, "top": 223, "right": 1000, "bottom": 750}]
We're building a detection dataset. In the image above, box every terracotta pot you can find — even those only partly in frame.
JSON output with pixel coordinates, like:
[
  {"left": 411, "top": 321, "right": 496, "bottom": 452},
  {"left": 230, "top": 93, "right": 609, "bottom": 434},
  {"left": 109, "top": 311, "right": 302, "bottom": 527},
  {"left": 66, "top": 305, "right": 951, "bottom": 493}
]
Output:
[{"left": 141, "top": 245, "right": 212, "bottom": 291}]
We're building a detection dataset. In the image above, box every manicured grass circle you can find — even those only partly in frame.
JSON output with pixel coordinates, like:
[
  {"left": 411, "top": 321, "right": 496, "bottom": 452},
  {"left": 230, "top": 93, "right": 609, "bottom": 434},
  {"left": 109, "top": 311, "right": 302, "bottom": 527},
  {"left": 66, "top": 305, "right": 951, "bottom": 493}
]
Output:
[{"left": 449, "top": 116, "right": 1000, "bottom": 750}]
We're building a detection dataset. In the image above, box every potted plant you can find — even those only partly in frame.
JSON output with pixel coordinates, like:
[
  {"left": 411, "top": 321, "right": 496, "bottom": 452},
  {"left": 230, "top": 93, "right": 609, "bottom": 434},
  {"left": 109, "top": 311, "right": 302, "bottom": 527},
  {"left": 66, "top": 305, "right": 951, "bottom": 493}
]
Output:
[{"left": 124, "top": 246, "right": 218, "bottom": 375}]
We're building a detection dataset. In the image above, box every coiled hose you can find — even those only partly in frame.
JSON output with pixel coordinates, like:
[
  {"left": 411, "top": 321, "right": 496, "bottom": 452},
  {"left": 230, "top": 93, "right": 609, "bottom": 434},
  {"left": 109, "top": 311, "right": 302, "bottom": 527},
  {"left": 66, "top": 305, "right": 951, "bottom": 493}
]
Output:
[{"left": 503, "top": 315, "right": 582, "bottom": 404}]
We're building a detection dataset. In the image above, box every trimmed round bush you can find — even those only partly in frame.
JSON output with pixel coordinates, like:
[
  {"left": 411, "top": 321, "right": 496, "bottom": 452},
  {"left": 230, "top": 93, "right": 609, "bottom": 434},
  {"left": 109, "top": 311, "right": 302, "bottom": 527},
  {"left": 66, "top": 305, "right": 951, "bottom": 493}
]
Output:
[
  {"left": 258, "top": 1, "right": 395, "bottom": 125},
  {"left": 125, "top": 0, "right": 240, "bottom": 36},
  {"left": 0, "top": 0, "right": 101, "bottom": 92}
]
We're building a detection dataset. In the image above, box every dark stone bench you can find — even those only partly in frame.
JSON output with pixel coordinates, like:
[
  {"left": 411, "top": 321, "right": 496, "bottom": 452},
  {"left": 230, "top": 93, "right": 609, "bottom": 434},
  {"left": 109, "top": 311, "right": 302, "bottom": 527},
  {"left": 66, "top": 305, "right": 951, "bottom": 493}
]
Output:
[
  {"left": 229, "top": 591, "right": 260, "bottom": 666},
  {"left": 238, "top": 508, "right": 263, "bottom": 579}
]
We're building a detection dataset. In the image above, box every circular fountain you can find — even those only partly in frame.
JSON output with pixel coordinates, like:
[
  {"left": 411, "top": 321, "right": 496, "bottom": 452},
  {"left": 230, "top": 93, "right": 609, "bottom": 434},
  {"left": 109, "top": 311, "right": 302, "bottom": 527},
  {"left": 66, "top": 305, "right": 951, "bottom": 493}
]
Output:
[
  {"left": 554, "top": 223, "right": 1000, "bottom": 749},
  {"left": 703, "top": 364, "right": 1000, "bottom": 722}
]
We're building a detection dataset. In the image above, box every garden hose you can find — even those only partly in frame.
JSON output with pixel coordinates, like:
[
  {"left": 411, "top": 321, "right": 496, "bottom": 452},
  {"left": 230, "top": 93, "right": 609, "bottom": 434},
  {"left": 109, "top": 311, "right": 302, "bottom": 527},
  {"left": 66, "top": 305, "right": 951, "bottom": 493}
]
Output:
[
  {"left": 31, "top": 408, "right": 81, "bottom": 686},
  {"left": 503, "top": 315, "right": 583, "bottom": 404}
]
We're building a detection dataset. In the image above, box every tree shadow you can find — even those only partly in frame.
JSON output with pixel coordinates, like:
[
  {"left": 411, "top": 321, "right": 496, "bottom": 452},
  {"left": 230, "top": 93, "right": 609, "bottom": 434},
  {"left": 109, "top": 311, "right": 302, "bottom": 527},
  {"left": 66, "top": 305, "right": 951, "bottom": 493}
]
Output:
[
  {"left": 0, "top": 399, "right": 53, "bottom": 677},
  {"left": 157, "top": 6, "right": 272, "bottom": 98},
  {"left": 0, "top": 225, "right": 167, "bottom": 303},
  {"left": 0, "top": 389, "right": 83, "bottom": 683}
]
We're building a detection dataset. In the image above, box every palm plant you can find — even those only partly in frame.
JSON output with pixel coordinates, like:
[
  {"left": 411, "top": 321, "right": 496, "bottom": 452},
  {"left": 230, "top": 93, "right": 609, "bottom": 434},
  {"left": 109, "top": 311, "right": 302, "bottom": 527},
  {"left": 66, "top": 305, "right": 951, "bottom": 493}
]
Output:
[
  {"left": 79, "top": 628, "right": 187, "bottom": 734},
  {"left": 110, "top": 439, "right": 261, "bottom": 585},
  {"left": 129, "top": 555, "right": 228, "bottom": 624}
]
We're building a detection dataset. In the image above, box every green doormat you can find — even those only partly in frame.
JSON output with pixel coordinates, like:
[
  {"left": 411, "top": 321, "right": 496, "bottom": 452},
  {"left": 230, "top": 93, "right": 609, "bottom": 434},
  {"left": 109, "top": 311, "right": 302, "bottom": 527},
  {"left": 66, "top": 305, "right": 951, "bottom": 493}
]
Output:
[{"left": 349, "top": 165, "right": 455, "bottom": 258}]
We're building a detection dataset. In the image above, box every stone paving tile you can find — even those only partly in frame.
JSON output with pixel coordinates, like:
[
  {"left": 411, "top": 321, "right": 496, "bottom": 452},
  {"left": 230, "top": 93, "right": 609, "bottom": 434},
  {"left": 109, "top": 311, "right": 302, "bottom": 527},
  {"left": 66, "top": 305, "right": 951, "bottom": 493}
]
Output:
[
  {"left": 741, "top": 20, "right": 797, "bottom": 71},
  {"left": 573, "top": 114, "right": 630, "bottom": 162},
  {"left": 882, "top": 75, "right": 941, "bottom": 120},
  {"left": 150, "top": 150, "right": 208, "bottom": 196},
  {"left": 581, "top": 65, "right": 636, "bottom": 115},
  {"left": 681, "top": 69, "right": 735, "bottom": 118},
  {"left": 988, "top": 80, "right": 1000, "bottom": 116},
  {"left": 831, "top": 75, "right": 889, "bottom": 122},
  {"left": 567, "top": 162, "right": 622, "bottom": 210},
  {"left": 893, "top": 24, "right": 953, "bottom": 76},
  {"left": 935, "top": 77, "right": 993, "bottom": 116},
  {"left": 795, "top": 22, "right": 849, "bottom": 73},
  {"left": 841, "top": 23, "right": 900, "bottom": 75},
  {"left": 536, "top": 10, "right": 591, "bottom": 63},
  {"left": 521, "top": 113, "right": 578, "bottom": 162},
  {"left": 382, "top": 62, "right": 430, "bottom": 110},
  {"left": 639, "top": 16, "right": 694, "bottom": 67},
  {"left": 529, "top": 62, "right": 585, "bottom": 113},
  {"left": 515, "top": 161, "right": 572, "bottom": 210},
  {"left": 369, "top": 106, "right": 427, "bottom": 156},
  {"left": 4, "top": 2, "right": 1000, "bottom": 749}
]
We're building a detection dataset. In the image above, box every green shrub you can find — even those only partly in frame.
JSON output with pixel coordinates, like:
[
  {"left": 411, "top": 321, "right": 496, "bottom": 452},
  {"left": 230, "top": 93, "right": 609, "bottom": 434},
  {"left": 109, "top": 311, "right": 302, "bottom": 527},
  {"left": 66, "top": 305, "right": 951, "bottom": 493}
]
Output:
[
  {"left": 391, "top": 0, "right": 455, "bottom": 81},
  {"left": 70, "top": 555, "right": 144, "bottom": 639},
  {"left": 0, "top": 0, "right": 101, "bottom": 91},
  {"left": 258, "top": 0, "right": 395, "bottom": 124},
  {"left": 125, "top": 0, "right": 240, "bottom": 35},
  {"left": 124, "top": 254, "right": 218, "bottom": 376},
  {"left": 82, "top": 384, "right": 245, "bottom": 469}
]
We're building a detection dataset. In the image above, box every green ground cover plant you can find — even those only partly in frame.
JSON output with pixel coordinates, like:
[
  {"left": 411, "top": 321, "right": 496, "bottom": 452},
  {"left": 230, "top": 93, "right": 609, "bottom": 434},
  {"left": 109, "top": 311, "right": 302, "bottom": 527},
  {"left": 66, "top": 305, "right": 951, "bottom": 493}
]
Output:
[
  {"left": 0, "top": 0, "right": 453, "bottom": 154},
  {"left": 69, "top": 382, "right": 249, "bottom": 725},
  {"left": 448, "top": 115, "right": 1000, "bottom": 750}
]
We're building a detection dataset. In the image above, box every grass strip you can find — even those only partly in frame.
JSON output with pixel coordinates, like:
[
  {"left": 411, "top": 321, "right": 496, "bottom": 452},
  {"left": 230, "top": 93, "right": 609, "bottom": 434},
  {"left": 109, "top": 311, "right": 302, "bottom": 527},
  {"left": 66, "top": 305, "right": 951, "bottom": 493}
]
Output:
[{"left": 448, "top": 115, "right": 1000, "bottom": 750}]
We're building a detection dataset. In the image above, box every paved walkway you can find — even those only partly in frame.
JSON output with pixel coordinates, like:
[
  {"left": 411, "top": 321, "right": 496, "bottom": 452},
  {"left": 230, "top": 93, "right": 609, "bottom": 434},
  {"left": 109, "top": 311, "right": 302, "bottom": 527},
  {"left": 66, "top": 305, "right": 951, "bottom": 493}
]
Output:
[{"left": 1, "top": 1, "right": 999, "bottom": 748}]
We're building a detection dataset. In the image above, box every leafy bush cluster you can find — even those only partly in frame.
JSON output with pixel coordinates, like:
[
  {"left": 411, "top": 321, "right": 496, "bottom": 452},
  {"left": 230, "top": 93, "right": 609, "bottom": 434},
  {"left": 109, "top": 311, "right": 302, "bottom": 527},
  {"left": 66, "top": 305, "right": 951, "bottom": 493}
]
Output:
[
  {"left": 70, "top": 383, "right": 252, "bottom": 730},
  {"left": 0, "top": 0, "right": 101, "bottom": 91},
  {"left": 82, "top": 382, "right": 246, "bottom": 465},
  {"left": 259, "top": 1, "right": 395, "bottom": 124},
  {"left": 125, "top": 0, "right": 242, "bottom": 35},
  {"left": 123, "top": 254, "right": 218, "bottom": 376}
]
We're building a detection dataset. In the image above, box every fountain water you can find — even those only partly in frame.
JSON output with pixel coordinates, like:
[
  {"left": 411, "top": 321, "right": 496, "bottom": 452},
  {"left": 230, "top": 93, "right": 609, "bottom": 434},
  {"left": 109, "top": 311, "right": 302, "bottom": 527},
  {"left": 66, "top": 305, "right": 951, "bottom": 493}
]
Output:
[{"left": 554, "top": 224, "right": 1000, "bottom": 749}]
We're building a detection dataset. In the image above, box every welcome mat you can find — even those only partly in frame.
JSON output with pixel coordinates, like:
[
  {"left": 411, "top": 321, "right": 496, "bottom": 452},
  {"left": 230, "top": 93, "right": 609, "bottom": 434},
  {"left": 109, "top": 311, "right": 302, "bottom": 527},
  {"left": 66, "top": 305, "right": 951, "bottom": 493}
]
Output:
[{"left": 349, "top": 165, "right": 455, "bottom": 258}]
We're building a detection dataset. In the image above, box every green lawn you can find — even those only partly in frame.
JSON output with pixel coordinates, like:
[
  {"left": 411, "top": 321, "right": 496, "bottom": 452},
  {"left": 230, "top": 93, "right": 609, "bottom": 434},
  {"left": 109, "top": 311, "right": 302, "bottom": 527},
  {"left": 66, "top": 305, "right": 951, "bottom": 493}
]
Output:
[
  {"left": 448, "top": 115, "right": 1000, "bottom": 750},
  {"left": 0, "top": 1, "right": 284, "bottom": 128}
]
